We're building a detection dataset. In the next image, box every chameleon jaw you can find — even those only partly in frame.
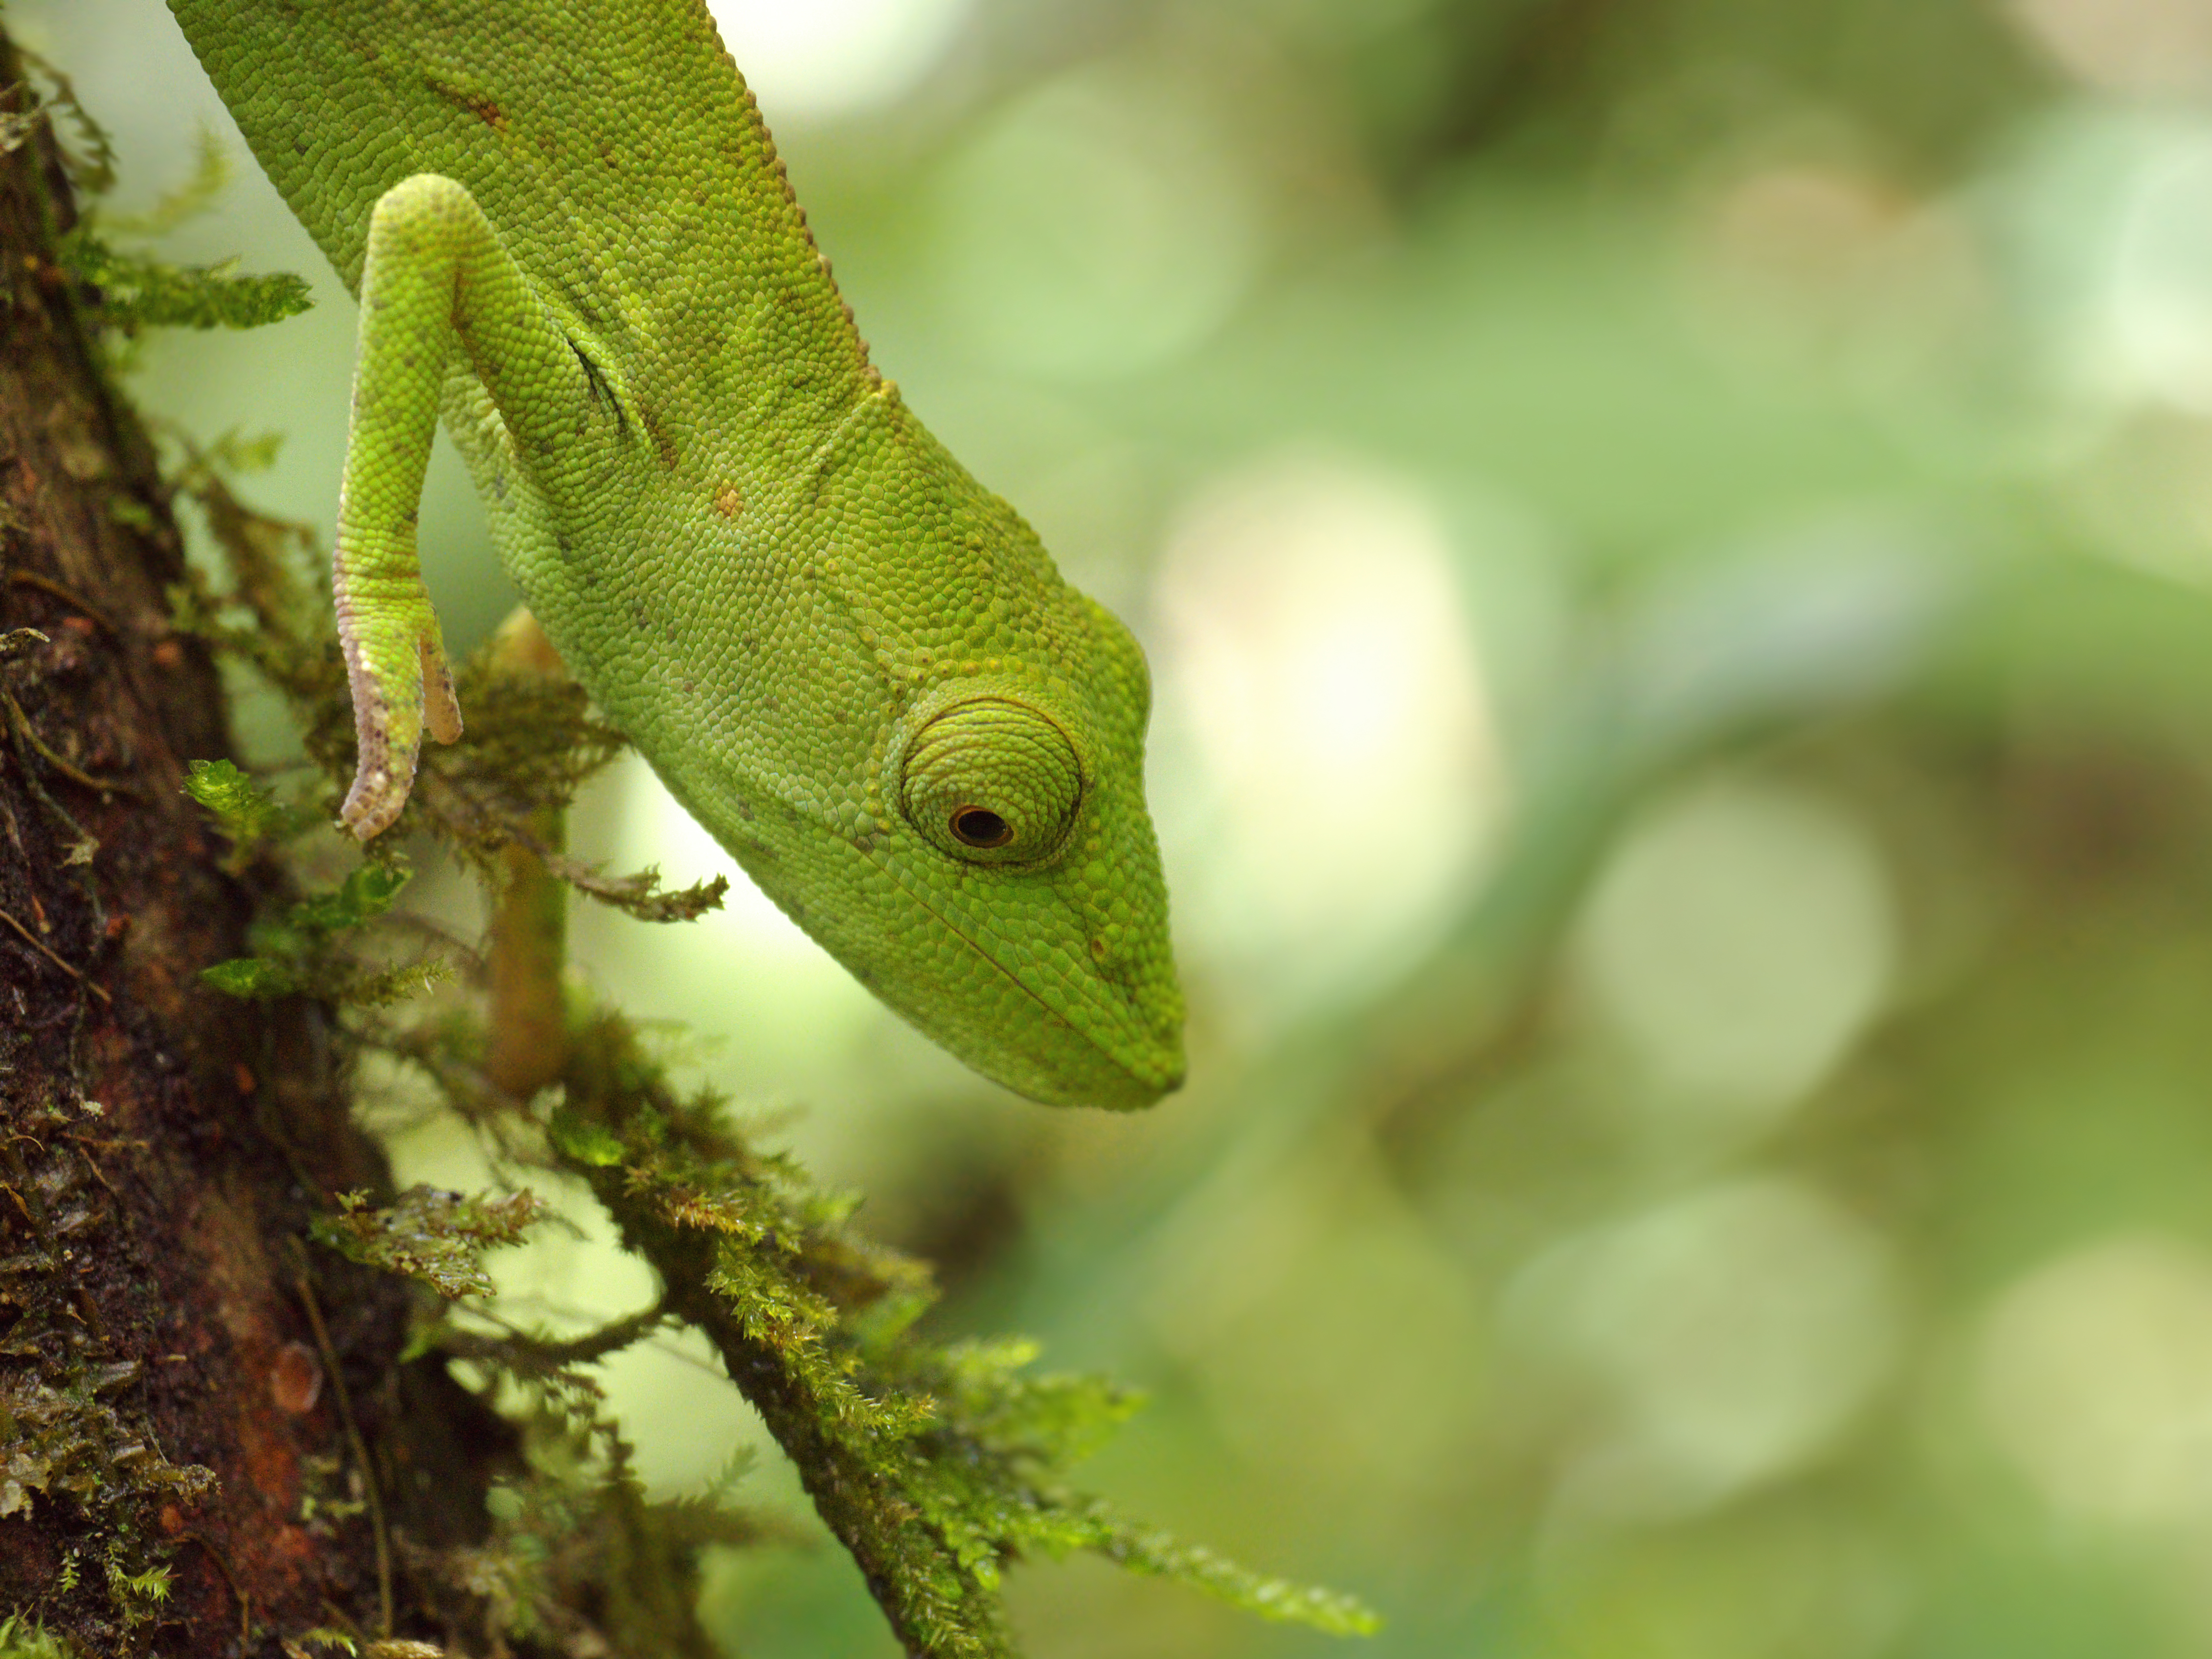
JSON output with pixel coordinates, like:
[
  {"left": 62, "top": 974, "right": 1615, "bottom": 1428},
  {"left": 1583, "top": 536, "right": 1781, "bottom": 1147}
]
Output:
[{"left": 867, "top": 851, "right": 1185, "bottom": 1111}]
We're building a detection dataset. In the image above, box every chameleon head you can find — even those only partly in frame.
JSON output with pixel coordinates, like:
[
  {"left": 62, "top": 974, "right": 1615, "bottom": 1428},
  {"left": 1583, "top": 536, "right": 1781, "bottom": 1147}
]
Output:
[
  {"left": 853, "top": 653, "right": 1186, "bottom": 1109},
  {"left": 651, "top": 395, "right": 1184, "bottom": 1108},
  {"left": 667, "top": 568, "right": 1186, "bottom": 1109}
]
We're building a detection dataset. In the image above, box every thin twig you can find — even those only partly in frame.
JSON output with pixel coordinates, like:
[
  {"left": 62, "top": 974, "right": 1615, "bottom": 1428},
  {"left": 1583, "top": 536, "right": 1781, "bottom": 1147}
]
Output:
[
  {"left": 7, "top": 569, "right": 117, "bottom": 634},
  {"left": 69, "top": 1142, "right": 117, "bottom": 1200},
  {"left": 2, "top": 688, "right": 140, "bottom": 798},
  {"left": 0, "top": 902, "right": 110, "bottom": 1003},
  {"left": 444, "top": 1295, "right": 675, "bottom": 1371},
  {"left": 179, "top": 1530, "right": 250, "bottom": 1646},
  {"left": 0, "top": 728, "right": 105, "bottom": 937},
  {"left": 291, "top": 1252, "right": 393, "bottom": 1638}
]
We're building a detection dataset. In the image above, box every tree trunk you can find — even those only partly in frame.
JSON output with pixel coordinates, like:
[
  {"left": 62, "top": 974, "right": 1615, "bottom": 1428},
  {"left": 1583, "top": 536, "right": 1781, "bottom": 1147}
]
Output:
[{"left": 0, "top": 32, "right": 495, "bottom": 1654}]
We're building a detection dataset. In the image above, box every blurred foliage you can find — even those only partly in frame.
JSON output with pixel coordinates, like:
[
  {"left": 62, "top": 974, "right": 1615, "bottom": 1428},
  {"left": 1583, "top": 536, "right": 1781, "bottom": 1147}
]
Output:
[
  {"left": 36, "top": 0, "right": 2212, "bottom": 1652},
  {"left": 59, "top": 225, "right": 311, "bottom": 334}
]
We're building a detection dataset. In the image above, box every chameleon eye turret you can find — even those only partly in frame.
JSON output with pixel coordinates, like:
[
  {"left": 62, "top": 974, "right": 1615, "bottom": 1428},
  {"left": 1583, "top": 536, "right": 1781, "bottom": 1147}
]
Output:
[{"left": 900, "top": 699, "right": 1083, "bottom": 866}]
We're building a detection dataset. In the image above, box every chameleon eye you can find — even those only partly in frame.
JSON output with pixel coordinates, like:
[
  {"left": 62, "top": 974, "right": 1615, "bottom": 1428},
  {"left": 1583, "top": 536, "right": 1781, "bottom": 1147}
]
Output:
[
  {"left": 901, "top": 699, "right": 1081, "bottom": 865},
  {"left": 950, "top": 807, "right": 1013, "bottom": 849}
]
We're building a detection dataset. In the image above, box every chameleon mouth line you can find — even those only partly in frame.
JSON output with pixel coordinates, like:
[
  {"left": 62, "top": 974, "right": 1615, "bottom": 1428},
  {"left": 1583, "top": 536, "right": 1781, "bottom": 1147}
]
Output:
[{"left": 859, "top": 839, "right": 1157, "bottom": 1093}]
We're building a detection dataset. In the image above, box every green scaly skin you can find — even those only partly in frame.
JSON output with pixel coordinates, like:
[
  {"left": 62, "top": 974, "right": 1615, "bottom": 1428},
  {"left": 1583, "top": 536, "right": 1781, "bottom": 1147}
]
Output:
[{"left": 167, "top": 0, "right": 1185, "bottom": 1108}]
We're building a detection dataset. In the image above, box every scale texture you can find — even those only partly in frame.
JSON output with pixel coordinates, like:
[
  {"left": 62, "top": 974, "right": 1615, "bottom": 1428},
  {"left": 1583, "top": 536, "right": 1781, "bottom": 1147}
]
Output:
[{"left": 167, "top": 0, "right": 1185, "bottom": 1107}]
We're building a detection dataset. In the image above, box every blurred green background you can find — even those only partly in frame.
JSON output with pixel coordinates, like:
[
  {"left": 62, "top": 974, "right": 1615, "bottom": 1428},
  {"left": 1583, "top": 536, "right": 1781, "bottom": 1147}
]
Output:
[{"left": 31, "top": 0, "right": 2212, "bottom": 1652}]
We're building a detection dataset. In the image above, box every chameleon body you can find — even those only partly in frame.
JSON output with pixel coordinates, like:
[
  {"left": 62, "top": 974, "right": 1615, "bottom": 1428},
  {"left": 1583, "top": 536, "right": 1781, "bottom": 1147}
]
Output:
[{"left": 167, "top": 0, "right": 1185, "bottom": 1108}]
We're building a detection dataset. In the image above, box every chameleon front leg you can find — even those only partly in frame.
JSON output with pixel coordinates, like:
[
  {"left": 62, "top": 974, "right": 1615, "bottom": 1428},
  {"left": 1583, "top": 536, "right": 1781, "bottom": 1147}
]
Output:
[{"left": 333, "top": 172, "right": 596, "bottom": 838}]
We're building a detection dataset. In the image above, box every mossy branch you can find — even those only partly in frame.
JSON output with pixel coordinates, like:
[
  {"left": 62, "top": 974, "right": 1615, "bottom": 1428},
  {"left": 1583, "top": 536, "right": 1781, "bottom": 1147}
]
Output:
[{"left": 535, "top": 1009, "right": 1377, "bottom": 1654}]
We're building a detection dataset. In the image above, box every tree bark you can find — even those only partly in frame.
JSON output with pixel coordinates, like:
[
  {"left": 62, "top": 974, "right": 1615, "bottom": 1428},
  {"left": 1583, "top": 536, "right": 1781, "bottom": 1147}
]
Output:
[{"left": 0, "top": 33, "right": 494, "bottom": 1654}]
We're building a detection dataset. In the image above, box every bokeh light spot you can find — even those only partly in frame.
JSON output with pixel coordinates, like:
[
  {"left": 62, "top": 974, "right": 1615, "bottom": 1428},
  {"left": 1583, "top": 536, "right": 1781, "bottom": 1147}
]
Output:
[
  {"left": 1155, "top": 454, "right": 1503, "bottom": 1009},
  {"left": 1979, "top": 1234, "right": 2212, "bottom": 1526},
  {"left": 706, "top": 0, "right": 970, "bottom": 117},
  {"left": 1576, "top": 780, "right": 1896, "bottom": 1131},
  {"left": 2109, "top": 126, "right": 2212, "bottom": 412},
  {"left": 928, "top": 69, "right": 1262, "bottom": 379},
  {"left": 2007, "top": 0, "right": 2212, "bottom": 98},
  {"left": 1513, "top": 1178, "right": 1901, "bottom": 1519}
]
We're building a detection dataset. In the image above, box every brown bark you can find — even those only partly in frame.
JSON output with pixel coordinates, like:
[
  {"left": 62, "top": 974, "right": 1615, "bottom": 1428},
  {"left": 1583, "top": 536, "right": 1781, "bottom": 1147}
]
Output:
[{"left": 0, "top": 35, "right": 496, "bottom": 1655}]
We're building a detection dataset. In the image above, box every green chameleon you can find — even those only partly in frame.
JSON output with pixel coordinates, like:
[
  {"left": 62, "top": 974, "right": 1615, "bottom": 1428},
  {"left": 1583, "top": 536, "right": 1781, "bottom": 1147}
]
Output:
[{"left": 167, "top": 0, "right": 1184, "bottom": 1108}]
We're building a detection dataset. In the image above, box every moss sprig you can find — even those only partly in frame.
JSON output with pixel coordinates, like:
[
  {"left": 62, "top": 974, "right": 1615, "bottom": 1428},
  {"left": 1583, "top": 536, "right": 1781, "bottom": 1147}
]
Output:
[
  {"left": 58, "top": 228, "right": 311, "bottom": 335},
  {"left": 311, "top": 1188, "right": 548, "bottom": 1302}
]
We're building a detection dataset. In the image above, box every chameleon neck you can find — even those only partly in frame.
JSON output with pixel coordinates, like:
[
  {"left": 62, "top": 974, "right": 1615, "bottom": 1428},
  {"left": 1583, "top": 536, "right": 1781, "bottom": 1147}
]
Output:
[{"left": 168, "top": 0, "right": 876, "bottom": 448}]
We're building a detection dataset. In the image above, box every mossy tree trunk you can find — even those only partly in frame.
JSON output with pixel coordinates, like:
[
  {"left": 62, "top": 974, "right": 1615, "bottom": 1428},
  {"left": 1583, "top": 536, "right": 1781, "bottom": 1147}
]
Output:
[{"left": 0, "top": 35, "right": 500, "bottom": 1654}]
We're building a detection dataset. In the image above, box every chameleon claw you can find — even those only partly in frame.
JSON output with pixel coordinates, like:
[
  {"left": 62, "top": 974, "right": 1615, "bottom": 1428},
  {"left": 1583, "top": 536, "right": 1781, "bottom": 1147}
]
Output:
[
  {"left": 338, "top": 680, "right": 418, "bottom": 841},
  {"left": 421, "top": 631, "right": 463, "bottom": 746},
  {"left": 336, "top": 620, "right": 463, "bottom": 842},
  {"left": 339, "top": 762, "right": 409, "bottom": 842}
]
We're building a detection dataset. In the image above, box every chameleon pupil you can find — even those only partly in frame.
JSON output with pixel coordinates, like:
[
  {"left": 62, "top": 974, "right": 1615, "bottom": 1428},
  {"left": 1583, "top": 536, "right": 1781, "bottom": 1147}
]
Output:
[{"left": 953, "top": 807, "right": 1012, "bottom": 848}]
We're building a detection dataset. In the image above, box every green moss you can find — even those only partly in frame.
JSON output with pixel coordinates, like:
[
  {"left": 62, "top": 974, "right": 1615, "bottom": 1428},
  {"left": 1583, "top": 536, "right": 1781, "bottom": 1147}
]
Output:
[
  {"left": 0, "top": 1133, "right": 222, "bottom": 1642},
  {"left": 0, "top": 1614, "right": 76, "bottom": 1659},
  {"left": 312, "top": 1187, "right": 548, "bottom": 1302},
  {"left": 0, "top": 1369, "right": 215, "bottom": 1524},
  {"left": 416, "top": 1380, "right": 766, "bottom": 1658},
  {"left": 27, "top": 88, "right": 311, "bottom": 338},
  {"left": 538, "top": 1019, "right": 1378, "bottom": 1653},
  {"left": 99, "top": 1555, "right": 170, "bottom": 1633},
  {"left": 59, "top": 229, "right": 311, "bottom": 333},
  {"left": 14, "top": 47, "right": 116, "bottom": 195},
  {"left": 199, "top": 858, "right": 448, "bottom": 1006},
  {"left": 182, "top": 758, "right": 295, "bottom": 870}
]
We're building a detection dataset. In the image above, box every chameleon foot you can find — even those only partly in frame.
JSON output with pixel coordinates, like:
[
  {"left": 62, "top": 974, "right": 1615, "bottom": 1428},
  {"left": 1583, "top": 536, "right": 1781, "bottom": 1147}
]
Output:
[{"left": 337, "top": 614, "right": 463, "bottom": 841}]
